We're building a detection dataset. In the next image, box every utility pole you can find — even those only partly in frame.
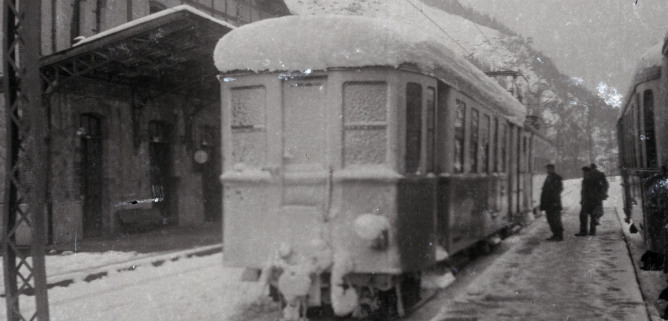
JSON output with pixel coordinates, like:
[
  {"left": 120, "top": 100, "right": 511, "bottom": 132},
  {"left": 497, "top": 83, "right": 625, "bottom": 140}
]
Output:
[
  {"left": 2, "top": 0, "right": 50, "bottom": 319},
  {"left": 485, "top": 70, "right": 529, "bottom": 110}
]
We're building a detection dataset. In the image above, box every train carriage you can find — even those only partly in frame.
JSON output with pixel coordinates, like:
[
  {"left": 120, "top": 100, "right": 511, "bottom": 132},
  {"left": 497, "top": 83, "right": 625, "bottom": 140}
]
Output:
[
  {"left": 617, "top": 41, "right": 667, "bottom": 258},
  {"left": 215, "top": 15, "right": 553, "bottom": 319}
]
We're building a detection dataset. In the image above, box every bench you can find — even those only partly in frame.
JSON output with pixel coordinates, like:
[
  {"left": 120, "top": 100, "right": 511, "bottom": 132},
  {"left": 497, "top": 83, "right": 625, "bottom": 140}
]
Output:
[{"left": 117, "top": 208, "right": 165, "bottom": 233}]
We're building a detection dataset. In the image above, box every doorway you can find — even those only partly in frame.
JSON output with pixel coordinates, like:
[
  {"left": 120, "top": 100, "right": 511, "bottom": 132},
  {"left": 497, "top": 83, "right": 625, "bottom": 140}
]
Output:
[
  {"left": 81, "top": 114, "right": 103, "bottom": 238},
  {"left": 149, "top": 121, "right": 175, "bottom": 222},
  {"left": 200, "top": 125, "right": 222, "bottom": 223}
]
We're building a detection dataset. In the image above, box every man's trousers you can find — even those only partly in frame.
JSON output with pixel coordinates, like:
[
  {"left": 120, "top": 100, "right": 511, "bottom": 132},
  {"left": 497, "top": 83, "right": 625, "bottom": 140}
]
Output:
[{"left": 546, "top": 209, "right": 563, "bottom": 238}]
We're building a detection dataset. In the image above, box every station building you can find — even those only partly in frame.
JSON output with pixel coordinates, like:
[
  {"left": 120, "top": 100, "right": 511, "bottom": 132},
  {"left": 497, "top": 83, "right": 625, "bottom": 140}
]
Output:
[{"left": 3, "top": 1, "right": 290, "bottom": 244}]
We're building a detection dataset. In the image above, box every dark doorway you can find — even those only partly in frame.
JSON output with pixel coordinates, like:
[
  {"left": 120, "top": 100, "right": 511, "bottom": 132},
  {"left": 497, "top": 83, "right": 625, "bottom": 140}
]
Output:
[
  {"left": 149, "top": 121, "right": 175, "bottom": 222},
  {"left": 81, "top": 114, "right": 103, "bottom": 238},
  {"left": 200, "top": 126, "right": 222, "bottom": 223}
]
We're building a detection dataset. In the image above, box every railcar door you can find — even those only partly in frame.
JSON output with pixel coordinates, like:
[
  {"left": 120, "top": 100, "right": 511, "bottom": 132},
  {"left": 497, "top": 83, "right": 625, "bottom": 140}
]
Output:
[{"left": 279, "top": 78, "right": 330, "bottom": 252}]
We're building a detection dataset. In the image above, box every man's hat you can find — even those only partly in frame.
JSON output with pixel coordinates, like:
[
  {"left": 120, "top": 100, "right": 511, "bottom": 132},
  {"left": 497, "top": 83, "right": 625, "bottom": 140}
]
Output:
[
  {"left": 590, "top": 164, "right": 598, "bottom": 169},
  {"left": 546, "top": 164, "right": 555, "bottom": 169},
  {"left": 582, "top": 166, "right": 591, "bottom": 171}
]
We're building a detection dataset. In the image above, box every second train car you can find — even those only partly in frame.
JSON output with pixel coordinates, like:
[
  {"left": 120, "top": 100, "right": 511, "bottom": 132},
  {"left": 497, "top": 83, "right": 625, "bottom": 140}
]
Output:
[
  {"left": 215, "top": 15, "right": 555, "bottom": 319},
  {"left": 617, "top": 37, "right": 668, "bottom": 311}
]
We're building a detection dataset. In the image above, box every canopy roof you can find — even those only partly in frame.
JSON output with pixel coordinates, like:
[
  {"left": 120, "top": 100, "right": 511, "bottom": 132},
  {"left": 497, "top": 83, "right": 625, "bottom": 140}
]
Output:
[
  {"left": 214, "top": 15, "right": 526, "bottom": 124},
  {"left": 41, "top": 5, "right": 235, "bottom": 101}
]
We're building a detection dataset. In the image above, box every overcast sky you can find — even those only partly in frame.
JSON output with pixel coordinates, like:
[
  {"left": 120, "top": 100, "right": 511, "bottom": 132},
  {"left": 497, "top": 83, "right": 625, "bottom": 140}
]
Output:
[{"left": 458, "top": 0, "right": 668, "bottom": 96}]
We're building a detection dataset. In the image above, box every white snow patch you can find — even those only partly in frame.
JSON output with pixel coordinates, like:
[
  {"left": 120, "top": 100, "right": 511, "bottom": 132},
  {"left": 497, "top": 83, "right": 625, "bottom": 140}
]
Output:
[
  {"left": 353, "top": 213, "right": 390, "bottom": 240},
  {"left": 75, "top": 5, "right": 235, "bottom": 47},
  {"left": 0, "top": 252, "right": 271, "bottom": 321},
  {"left": 214, "top": 15, "right": 526, "bottom": 124}
]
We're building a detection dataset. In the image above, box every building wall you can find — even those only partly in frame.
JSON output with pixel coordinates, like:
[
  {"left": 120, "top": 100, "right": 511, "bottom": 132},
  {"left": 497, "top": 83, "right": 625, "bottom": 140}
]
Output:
[
  {"left": 0, "top": 1, "right": 285, "bottom": 242},
  {"left": 48, "top": 78, "right": 219, "bottom": 243},
  {"left": 39, "top": 0, "right": 289, "bottom": 55}
]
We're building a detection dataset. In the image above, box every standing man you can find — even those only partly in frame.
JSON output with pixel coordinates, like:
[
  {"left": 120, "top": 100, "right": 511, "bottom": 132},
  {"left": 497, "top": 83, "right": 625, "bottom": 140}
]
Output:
[
  {"left": 590, "top": 164, "right": 608, "bottom": 225},
  {"left": 576, "top": 166, "right": 598, "bottom": 236},
  {"left": 541, "top": 164, "right": 564, "bottom": 241}
]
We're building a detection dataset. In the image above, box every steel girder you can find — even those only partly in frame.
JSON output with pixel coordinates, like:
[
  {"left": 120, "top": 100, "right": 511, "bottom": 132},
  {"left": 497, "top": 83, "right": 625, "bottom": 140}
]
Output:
[{"left": 2, "top": 0, "right": 50, "bottom": 319}]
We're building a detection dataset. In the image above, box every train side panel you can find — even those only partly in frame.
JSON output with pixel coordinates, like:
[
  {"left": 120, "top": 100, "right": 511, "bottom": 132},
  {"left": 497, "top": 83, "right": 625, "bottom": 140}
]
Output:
[{"left": 618, "top": 53, "right": 666, "bottom": 253}]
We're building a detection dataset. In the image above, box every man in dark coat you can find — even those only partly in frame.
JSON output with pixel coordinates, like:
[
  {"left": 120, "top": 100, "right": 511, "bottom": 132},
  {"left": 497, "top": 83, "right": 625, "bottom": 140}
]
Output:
[
  {"left": 590, "top": 164, "right": 608, "bottom": 225},
  {"left": 540, "top": 164, "right": 564, "bottom": 241},
  {"left": 576, "top": 166, "right": 605, "bottom": 236}
]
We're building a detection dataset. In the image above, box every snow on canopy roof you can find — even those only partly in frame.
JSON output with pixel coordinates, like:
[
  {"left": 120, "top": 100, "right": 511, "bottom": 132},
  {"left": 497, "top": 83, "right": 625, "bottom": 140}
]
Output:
[
  {"left": 75, "top": 5, "right": 235, "bottom": 47},
  {"left": 214, "top": 15, "right": 526, "bottom": 124}
]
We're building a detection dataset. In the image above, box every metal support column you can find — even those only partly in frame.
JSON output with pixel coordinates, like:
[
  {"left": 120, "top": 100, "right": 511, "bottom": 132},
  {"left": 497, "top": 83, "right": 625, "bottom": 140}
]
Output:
[{"left": 2, "top": 0, "right": 50, "bottom": 319}]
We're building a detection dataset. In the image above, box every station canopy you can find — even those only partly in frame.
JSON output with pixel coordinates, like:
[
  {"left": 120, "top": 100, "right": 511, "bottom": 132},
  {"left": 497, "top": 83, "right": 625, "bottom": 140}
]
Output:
[{"left": 40, "top": 5, "right": 235, "bottom": 102}]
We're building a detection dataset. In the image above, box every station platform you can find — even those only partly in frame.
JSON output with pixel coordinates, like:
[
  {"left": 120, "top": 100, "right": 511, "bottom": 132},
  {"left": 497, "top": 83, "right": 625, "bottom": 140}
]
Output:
[
  {"left": 428, "top": 203, "right": 650, "bottom": 321},
  {"left": 46, "top": 222, "right": 222, "bottom": 254}
]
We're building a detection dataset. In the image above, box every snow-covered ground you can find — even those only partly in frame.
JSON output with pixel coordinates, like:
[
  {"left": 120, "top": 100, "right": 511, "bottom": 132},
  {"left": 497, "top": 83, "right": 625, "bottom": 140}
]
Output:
[
  {"left": 0, "top": 249, "right": 269, "bottom": 321},
  {"left": 429, "top": 177, "right": 649, "bottom": 321},
  {"left": 1, "top": 178, "right": 649, "bottom": 321}
]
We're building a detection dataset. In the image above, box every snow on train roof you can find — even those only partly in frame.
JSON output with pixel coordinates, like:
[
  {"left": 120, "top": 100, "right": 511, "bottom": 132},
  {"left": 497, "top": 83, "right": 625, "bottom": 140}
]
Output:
[
  {"left": 621, "top": 41, "right": 663, "bottom": 114},
  {"left": 636, "top": 42, "right": 663, "bottom": 71},
  {"left": 214, "top": 15, "right": 526, "bottom": 124}
]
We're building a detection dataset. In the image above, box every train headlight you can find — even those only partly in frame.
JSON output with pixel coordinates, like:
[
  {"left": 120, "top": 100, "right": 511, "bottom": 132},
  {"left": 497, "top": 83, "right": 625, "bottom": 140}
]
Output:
[{"left": 353, "top": 214, "right": 390, "bottom": 250}]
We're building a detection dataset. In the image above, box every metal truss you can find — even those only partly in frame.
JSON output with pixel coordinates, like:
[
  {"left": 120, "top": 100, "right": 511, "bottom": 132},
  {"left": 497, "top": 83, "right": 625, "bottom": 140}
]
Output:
[{"left": 2, "top": 0, "right": 50, "bottom": 319}]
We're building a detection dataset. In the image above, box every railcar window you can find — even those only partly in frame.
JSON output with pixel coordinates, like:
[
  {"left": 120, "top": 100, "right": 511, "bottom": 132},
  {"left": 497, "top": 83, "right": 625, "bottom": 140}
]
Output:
[
  {"left": 230, "top": 86, "right": 267, "bottom": 168},
  {"left": 627, "top": 112, "right": 636, "bottom": 168},
  {"left": 405, "top": 83, "right": 423, "bottom": 174},
  {"left": 469, "top": 108, "right": 479, "bottom": 173},
  {"left": 283, "top": 81, "right": 327, "bottom": 168},
  {"left": 426, "top": 87, "right": 436, "bottom": 173},
  {"left": 481, "top": 114, "right": 491, "bottom": 173},
  {"left": 454, "top": 100, "right": 466, "bottom": 173},
  {"left": 343, "top": 82, "right": 388, "bottom": 166},
  {"left": 622, "top": 113, "right": 631, "bottom": 168},
  {"left": 643, "top": 90, "right": 658, "bottom": 168},
  {"left": 635, "top": 104, "right": 643, "bottom": 168},
  {"left": 493, "top": 118, "right": 499, "bottom": 173},
  {"left": 500, "top": 123, "right": 507, "bottom": 173},
  {"left": 529, "top": 138, "right": 535, "bottom": 173},
  {"left": 522, "top": 136, "right": 527, "bottom": 172}
]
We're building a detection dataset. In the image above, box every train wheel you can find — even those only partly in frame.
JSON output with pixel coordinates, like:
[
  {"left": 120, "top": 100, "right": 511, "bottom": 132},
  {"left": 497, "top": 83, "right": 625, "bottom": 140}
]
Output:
[{"left": 370, "top": 273, "right": 422, "bottom": 319}]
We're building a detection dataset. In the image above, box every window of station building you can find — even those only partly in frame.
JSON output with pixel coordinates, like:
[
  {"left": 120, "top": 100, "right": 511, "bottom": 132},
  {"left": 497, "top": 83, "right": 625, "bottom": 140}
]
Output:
[
  {"left": 343, "top": 82, "right": 388, "bottom": 167},
  {"left": 149, "top": 1, "right": 167, "bottom": 13},
  {"left": 405, "top": 83, "right": 423, "bottom": 174},
  {"left": 426, "top": 87, "right": 436, "bottom": 173},
  {"left": 643, "top": 90, "right": 658, "bottom": 168},
  {"left": 230, "top": 86, "right": 267, "bottom": 168},
  {"left": 149, "top": 121, "right": 172, "bottom": 143},
  {"left": 454, "top": 100, "right": 466, "bottom": 173},
  {"left": 480, "top": 114, "right": 491, "bottom": 173},
  {"left": 469, "top": 108, "right": 479, "bottom": 173},
  {"left": 499, "top": 123, "right": 507, "bottom": 173},
  {"left": 80, "top": 114, "right": 102, "bottom": 139}
]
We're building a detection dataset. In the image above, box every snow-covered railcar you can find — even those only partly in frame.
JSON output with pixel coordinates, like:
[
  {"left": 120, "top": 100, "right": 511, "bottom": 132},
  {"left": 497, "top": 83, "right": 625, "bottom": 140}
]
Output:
[
  {"left": 617, "top": 40, "right": 668, "bottom": 274},
  {"left": 214, "top": 15, "right": 546, "bottom": 319}
]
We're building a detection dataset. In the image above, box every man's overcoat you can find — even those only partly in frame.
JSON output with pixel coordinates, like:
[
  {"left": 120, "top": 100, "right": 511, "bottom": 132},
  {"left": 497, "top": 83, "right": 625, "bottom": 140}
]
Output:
[{"left": 540, "top": 173, "right": 563, "bottom": 211}]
